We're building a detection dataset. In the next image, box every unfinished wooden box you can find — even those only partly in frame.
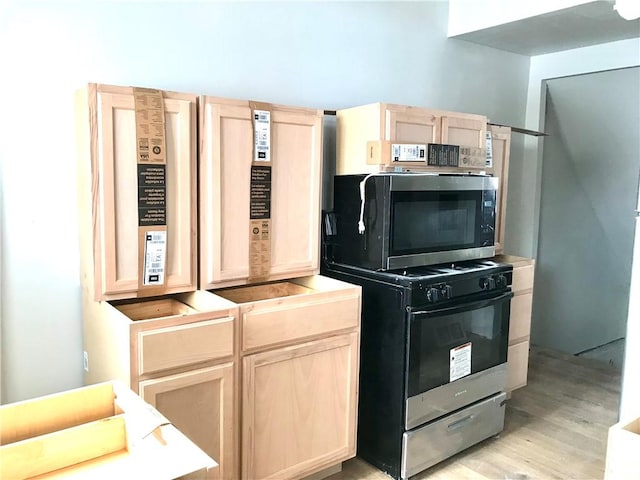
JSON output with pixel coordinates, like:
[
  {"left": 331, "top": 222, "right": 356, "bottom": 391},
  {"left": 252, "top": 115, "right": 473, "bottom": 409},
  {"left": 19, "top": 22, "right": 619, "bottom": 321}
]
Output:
[
  {"left": 199, "top": 96, "right": 323, "bottom": 290},
  {"left": 76, "top": 84, "right": 198, "bottom": 301},
  {"left": 0, "top": 382, "right": 218, "bottom": 479},
  {"left": 81, "top": 291, "right": 238, "bottom": 480},
  {"left": 214, "top": 275, "right": 361, "bottom": 480}
]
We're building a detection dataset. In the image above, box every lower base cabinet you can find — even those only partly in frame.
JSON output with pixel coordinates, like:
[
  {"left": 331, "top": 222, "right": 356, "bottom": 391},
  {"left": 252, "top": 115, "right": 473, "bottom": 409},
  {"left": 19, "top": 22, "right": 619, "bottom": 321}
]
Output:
[
  {"left": 495, "top": 255, "right": 535, "bottom": 393},
  {"left": 242, "top": 333, "right": 359, "bottom": 480},
  {"left": 139, "top": 363, "right": 235, "bottom": 480}
]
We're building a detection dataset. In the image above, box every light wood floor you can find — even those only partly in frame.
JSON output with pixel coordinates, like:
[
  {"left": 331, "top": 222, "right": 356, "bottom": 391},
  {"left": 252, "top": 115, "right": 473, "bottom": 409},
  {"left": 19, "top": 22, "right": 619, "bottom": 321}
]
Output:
[{"left": 329, "top": 347, "right": 622, "bottom": 480}]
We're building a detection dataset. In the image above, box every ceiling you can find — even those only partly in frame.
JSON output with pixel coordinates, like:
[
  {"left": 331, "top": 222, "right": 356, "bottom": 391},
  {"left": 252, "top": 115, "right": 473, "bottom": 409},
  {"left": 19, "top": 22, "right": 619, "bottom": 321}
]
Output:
[{"left": 450, "top": 1, "right": 640, "bottom": 56}]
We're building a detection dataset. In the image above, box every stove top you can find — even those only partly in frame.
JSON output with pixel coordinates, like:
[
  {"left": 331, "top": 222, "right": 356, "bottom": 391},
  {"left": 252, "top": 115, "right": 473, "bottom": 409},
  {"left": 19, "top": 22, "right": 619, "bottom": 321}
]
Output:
[
  {"left": 391, "top": 259, "right": 504, "bottom": 278},
  {"left": 323, "top": 258, "right": 513, "bottom": 306}
]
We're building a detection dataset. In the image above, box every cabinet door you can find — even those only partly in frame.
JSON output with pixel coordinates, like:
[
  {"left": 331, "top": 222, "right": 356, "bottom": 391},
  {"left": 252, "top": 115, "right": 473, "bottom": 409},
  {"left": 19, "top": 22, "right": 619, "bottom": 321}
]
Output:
[
  {"left": 200, "top": 99, "right": 322, "bottom": 289},
  {"left": 441, "top": 114, "right": 486, "bottom": 149},
  {"left": 199, "top": 99, "right": 253, "bottom": 287},
  {"left": 488, "top": 125, "right": 511, "bottom": 254},
  {"left": 506, "top": 340, "right": 529, "bottom": 393},
  {"left": 94, "top": 88, "right": 196, "bottom": 299},
  {"left": 269, "top": 107, "right": 322, "bottom": 278},
  {"left": 386, "top": 108, "right": 440, "bottom": 144},
  {"left": 242, "top": 333, "right": 359, "bottom": 480},
  {"left": 139, "top": 363, "right": 235, "bottom": 480}
]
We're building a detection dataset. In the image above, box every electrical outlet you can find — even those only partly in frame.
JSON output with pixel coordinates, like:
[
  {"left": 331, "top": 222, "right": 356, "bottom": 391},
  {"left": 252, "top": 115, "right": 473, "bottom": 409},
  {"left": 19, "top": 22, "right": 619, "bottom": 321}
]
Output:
[{"left": 83, "top": 351, "right": 89, "bottom": 372}]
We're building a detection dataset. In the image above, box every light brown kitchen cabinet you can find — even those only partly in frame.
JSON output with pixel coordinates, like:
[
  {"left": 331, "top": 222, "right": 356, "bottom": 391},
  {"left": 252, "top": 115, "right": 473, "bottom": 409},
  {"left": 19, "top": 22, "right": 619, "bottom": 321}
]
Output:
[
  {"left": 335, "top": 103, "right": 514, "bottom": 256},
  {"left": 199, "top": 96, "right": 323, "bottom": 290},
  {"left": 214, "top": 275, "right": 361, "bottom": 480},
  {"left": 336, "top": 102, "right": 487, "bottom": 175},
  {"left": 79, "top": 290, "right": 239, "bottom": 480},
  {"left": 242, "top": 333, "right": 359, "bottom": 480},
  {"left": 488, "top": 124, "right": 511, "bottom": 255},
  {"left": 76, "top": 84, "right": 197, "bottom": 301},
  {"left": 139, "top": 363, "right": 234, "bottom": 480},
  {"left": 495, "top": 255, "right": 535, "bottom": 393}
]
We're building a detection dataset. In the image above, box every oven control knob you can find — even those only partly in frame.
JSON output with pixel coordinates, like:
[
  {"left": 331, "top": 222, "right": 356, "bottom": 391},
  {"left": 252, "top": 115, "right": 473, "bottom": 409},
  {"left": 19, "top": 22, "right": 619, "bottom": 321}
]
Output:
[
  {"left": 440, "top": 284, "right": 453, "bottom": 300},
  {"left": 495, "top": 274, "right": 508, "bottom": 288},
  {"left": 426, "top": 287, "right": 440, "bottom": 302},
  {"left": 479, "top": 277, "right": 496, "bottom": 290}
]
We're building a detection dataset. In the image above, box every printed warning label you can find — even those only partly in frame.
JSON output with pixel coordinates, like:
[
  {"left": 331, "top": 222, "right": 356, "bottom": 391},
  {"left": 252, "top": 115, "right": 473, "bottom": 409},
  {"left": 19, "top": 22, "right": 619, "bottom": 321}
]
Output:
[{"left": 450, "top": 342, "right": 472, "bottom": 382}]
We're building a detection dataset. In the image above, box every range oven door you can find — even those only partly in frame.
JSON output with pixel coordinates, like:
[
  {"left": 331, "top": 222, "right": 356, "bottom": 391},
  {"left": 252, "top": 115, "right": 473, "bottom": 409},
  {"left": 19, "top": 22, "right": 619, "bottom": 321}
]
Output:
[{"left": 405, "top": 290, "right": 512, "bottom": 430}]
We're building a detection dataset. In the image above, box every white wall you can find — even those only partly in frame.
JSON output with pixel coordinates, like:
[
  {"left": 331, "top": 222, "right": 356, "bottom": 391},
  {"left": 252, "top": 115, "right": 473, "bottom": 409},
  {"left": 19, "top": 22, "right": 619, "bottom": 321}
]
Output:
[
  {"left": 0, "top": 1, "right": 530, "bottom": 403},
  {"left": 520, "top": 38, "right": 640, "bottom": 259}
]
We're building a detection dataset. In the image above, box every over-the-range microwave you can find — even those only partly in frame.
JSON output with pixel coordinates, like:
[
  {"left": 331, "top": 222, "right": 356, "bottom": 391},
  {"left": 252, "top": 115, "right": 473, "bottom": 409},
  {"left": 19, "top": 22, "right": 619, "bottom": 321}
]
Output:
[{"left": 328, "top": 173, "right": 499, "bottom": 271}]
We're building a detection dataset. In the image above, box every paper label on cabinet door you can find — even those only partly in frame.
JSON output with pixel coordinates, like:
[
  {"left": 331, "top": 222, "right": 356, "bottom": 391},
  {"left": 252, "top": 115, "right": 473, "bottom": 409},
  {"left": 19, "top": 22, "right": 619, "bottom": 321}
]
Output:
[
  {"left": 249, "top": 219, "right": 271, "bottom": 280},
  {"left": 391, "top": 143, "right": 427, "bottom": 162},
  {"left": 133, "top": 88, "right": 166, "bottom": 165},
  {"left": 142, "top": 230, "right": 167, "bottom": 286},
  {"left": 134, "top": 87, "right": 167, "bottom": 290},
  {"left": 485, "top": 131, "right": 493, "bottom": 168},
  {"left": 253, "top": 110, "right": 271, "bottom": 162},
  {"left": 249, "top": 165, "right": 272, "bottom": 280},
  {"left": 450, "top": 342, "right": 472, "bottom": 382}
]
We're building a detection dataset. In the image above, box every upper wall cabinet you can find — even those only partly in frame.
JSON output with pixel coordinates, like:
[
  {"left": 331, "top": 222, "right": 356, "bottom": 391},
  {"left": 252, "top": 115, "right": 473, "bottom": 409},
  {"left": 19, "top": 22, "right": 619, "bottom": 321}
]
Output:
[
  {"left": 76, "top": 84, "right": 198, "bottom": 301},
  {"left": 199, "top": 97, "right": 323, "bottom": 290},
  {"left": 336, "top": 102, "right": 487, "bottom": 175},
  {"left": 335, "top": 102, "right": 511, "bottom": 254}
]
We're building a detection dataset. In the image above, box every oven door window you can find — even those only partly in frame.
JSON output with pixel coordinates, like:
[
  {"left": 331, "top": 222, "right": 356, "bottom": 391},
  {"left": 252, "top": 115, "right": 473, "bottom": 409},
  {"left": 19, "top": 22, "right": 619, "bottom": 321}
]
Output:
[
  {"left": 390, "top": 190, "right": 484, "bottom": 255},
  {"left": 406, "top": 292, "right": 511, "bottom": 398}
]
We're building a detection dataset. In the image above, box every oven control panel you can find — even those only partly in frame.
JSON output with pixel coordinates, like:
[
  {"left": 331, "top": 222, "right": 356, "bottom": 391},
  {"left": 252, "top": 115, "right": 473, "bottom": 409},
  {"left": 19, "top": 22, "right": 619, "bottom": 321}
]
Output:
[
  {"left": 416, "top": 270, "right": 512, "bottom": 305},
  {"left": 479, "top": 273, "right": 508, "bottom": 291}
]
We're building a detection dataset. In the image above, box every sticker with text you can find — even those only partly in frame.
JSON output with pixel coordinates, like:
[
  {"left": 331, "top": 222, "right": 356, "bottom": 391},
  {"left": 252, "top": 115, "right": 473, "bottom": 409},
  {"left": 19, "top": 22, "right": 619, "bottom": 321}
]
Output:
[{"left": 450, "top": 342, "right": 472, "bottom": 382}]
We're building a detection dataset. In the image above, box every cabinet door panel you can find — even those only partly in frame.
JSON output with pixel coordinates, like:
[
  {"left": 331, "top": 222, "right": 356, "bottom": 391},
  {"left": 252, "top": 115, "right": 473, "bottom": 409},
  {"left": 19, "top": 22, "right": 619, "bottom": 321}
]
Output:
[
  {"left": 270, "top": 109, "right": 322, "bottom": 276},
  {"left": 489, "top": 125, "right": 511, "bottom": 254},
  {"left": 506, "top": 341, "right": 529, "bottom": 393},
  {"left": 96, "top": 91, "right": 196, "bottom": 298},
  {"left": 387, "top": 109, "right": 440, "bottom": 144},
  {"left": 509, "top": 293, "right": 533, "bottom": 343},
  {"left": 243, "top": 334, "right": 358, "bottom": 480},
  {"left": 441, "top": 115, "right": 486, "bottom": 148},
  {"left": 139, "top": 363, "right": 235, "bottom": 480},
  {"left": 200, "top": 101, "right": 253, "bottom": 286}
]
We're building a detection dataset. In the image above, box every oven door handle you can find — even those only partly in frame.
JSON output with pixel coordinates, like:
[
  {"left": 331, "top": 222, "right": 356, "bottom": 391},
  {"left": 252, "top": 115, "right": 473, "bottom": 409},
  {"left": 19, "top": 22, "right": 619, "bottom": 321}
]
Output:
[{"left": 412, "top": 290, "right": 514, "bottom": 318}]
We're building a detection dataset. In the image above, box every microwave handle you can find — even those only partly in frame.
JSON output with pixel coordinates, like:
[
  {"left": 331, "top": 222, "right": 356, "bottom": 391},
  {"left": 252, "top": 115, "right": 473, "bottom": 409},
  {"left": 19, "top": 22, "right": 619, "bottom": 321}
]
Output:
[{"left": 412, "top": 291, "right": 514, "bottom": 319}]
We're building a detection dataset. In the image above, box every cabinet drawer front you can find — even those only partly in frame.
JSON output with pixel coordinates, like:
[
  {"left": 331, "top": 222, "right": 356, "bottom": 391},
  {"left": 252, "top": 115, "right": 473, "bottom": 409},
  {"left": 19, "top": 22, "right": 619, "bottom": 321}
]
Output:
[
  {"left": 509, "top": 293, "right": 533, "bottom": 343},
  {"left": 512, "top": 264, "right": 534, "bottom": 293},
  {"left": 506, "top": 340, "right": 530, "bottom": 393},
  {"left": 243, "top": 296, "right": 359, "bottom": 351},
  {"left": 139, "top": 317, "right": 233, "bottom": 375}
]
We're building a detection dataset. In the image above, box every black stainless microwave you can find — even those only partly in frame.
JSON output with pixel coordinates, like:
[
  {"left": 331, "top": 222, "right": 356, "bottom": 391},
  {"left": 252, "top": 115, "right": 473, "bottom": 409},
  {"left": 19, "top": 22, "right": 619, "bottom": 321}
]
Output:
[{"left": 329, "top": 173, "right": 498, "bottom": 270}]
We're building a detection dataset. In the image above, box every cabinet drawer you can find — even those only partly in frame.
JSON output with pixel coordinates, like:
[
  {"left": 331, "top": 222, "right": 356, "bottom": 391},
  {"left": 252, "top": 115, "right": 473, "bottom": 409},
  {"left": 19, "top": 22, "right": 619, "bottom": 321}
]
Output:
[
  {"left": 139, "top": 317, "right": 234, "bottom": 376},
  {"left": 242, "top": 295, "right": 359, "bottom": 351},
  {"left": 509, "top": 293, "right": 532, "bottom": 343},
  {"left": 506, "top": 340, "right": 530, "bottom": 393},
  {"left": 512, "top": 264, "right": 534, "bottom": 293}
]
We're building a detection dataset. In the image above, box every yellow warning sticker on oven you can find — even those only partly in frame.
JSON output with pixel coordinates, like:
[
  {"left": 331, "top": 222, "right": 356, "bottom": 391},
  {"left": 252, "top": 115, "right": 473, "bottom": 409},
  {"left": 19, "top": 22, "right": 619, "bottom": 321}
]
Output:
[{"left": 450, "top": 342, "right": 472, "bottom": 382}]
